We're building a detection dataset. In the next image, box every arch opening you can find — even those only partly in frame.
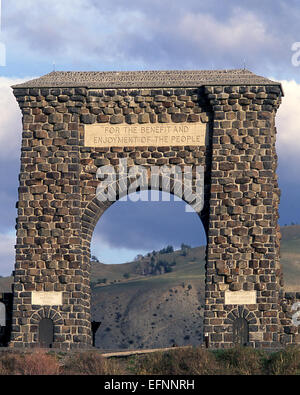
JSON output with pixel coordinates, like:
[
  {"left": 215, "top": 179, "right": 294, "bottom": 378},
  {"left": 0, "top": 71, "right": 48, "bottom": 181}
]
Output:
[{"left": 88, "top": 189, "right": 207, "bottom": 350}]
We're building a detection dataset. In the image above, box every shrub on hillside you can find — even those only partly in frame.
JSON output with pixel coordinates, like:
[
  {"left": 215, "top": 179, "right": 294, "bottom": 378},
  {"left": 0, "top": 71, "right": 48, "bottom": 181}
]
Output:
[
  {"left": 266, "top": 346, "right": 300, "bottom": 375},
  {"left": 2, "top": 346, "right": 300, "bottom": 375},
  {"left": 61, "top": 352, "right": 123, "bottom": 375},
  {"left": 0, "top": 353, "right": 23, "bottom": 375},
  {"left": 159, "top": 246, "right": 174, "bottom": 254},
  {"left": 132, "top": 347, "right": 223, "bottom": 375},
  {"left": 0, "top": 350, "right": 60, "bottom": 375},
  {"left": 21, "top": 350, "right": 60, "bottom": 375},
  {"left": 214, "top": 346, "right": 265, "bottom": 375}
]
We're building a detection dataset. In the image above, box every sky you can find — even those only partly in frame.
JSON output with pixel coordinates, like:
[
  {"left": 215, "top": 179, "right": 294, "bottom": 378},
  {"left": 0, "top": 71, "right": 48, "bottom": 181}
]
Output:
[{"left": 0, "top": 0, "right": 300, "bottom": 274}]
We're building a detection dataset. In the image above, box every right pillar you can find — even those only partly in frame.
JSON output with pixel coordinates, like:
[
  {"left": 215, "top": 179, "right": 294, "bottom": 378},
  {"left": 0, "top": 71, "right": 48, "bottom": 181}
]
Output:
[{"left": 204, "top": 84, "right": 283, "bottom": 348}]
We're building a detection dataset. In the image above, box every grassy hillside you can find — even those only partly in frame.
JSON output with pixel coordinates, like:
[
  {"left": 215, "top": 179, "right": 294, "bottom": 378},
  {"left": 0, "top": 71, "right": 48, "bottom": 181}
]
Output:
[
  {"left": 90, "top": 246, "right": 206, "bottom": 286},
  {"left": 280, "top": 224, "right": 300, "bottom": 241},
  {"left": 279, "top": 225, "right": 300, "bottom": 291},
  {"left": 90, "top": 224, "right": 300, "bottom": 292},
  {"left": 1, "top": 346, "right": 300, "bottom": 375},
  {"left": 0, "top": 276, "right": 13, "bottom": 293},
  {"left": 91, "top": 246, "right": 206, "bottom": 350},
  {"left": 90, "top": 225, "right": 300, "bottom": 349}
]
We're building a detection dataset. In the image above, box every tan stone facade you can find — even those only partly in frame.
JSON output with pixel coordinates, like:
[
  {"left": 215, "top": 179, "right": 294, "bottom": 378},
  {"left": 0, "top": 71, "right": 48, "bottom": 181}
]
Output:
[{"left": 9, "top": 70, "right": 300, "bottom": 349}]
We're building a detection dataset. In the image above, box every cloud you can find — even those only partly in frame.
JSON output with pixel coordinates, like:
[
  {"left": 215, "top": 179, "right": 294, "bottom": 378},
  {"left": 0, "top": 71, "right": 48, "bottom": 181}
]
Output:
[
  {"left": 0, "top": 231, "right": 15, "bottom": 276},
  {"left": 1, "top": 0, "right": 299, "bottom": 75},
  {"left": 0, "top": 77, "right": 27, "bottom": 160},
  {"left": 179, "top": 10, "right": 275, "bottom": 54},
  {"left": 92, "top": 192, "right": 206, "bottom": 256},
  {"left": 276, "top": 80, "right": 300, "bottom": 153},
  {"left": 276, "top": 79, "right": 300, "bottom": 182},
  {"left": 4, "top": 0, "right": 147, "bottom": 69},
  {"left": 0, "top": 77, "right": 32, "bottom": 234},
  {"left": 272, "top": 79, "right": 300, "bottom": 224},
  {"left": 91, "top": 232, "right": 149, "bottom": 265}
]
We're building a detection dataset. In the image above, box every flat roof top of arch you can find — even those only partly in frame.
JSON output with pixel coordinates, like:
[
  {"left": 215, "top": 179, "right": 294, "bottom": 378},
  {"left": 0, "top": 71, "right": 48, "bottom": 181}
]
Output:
[{"left": 12, "top": 69, "right": 282, "bottom": 93}]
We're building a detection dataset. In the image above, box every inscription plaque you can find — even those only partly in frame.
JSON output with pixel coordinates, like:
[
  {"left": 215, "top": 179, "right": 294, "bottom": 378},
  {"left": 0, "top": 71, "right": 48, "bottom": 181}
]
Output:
[
  {"left": 224, "top": 290, "right": 257, "bottom": 305},
  {"left": 84, "top": 122, "right": 208, "bottom": 148},
  {"left": 32, "top": 292, "right": 63, "bottom": 306}
]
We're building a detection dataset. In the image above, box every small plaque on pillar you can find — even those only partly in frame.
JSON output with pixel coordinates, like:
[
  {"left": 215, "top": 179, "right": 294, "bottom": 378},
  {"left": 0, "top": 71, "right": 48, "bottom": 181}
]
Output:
[
  {"left": 224, "top": 290, "right": 257, "bottom": 305},
  {"left": 32, "top": 292, "right": 63, "bottom": 306}
]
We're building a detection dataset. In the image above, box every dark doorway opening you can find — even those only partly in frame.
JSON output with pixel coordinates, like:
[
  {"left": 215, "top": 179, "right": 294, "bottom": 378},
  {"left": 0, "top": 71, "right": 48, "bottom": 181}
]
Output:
[
  {"left": 233, "top": 317, "right": 249, "bottom": 346},
  {"left": 91, "top": 321, "right": 101, "bottom": 347},
  {"left": 39, "top": 318, "right": 54, "bottom": 348}
]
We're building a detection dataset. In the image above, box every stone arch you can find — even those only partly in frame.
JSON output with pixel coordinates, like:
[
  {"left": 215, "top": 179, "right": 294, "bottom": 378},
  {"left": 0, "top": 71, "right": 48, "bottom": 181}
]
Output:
[
  {"left": 226, "top": 306, "right": 257, "bottom": 346},
  {"left": 29, "top": 308, "right": 64, "bottom": 346},
  {"left": 226, "top": 306, "right": 257, "bottom": 325},
  {"left": 10, "top": 70, "right": 284, "bottom": 350},
  {"left": 81, "top": 171, "right": 208, "bottom": 265},
  {"left": 30, "top": 307, "right": 63, "bottom": 326}
]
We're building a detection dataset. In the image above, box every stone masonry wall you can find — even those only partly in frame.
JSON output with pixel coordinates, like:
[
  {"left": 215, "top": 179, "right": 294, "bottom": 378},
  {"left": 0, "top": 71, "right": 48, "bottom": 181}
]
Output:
[
  {"left": 10, "top": 82, "right": 286, "bottom": 349},
  {"left": 203, "top": 85, "right": 283, "bottom": 348}
]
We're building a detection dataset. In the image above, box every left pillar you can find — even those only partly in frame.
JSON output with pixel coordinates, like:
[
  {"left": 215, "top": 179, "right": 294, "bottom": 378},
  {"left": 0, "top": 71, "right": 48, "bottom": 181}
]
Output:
[{"left": 10, "top": 87, "right": 92, "bottom": 349}]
